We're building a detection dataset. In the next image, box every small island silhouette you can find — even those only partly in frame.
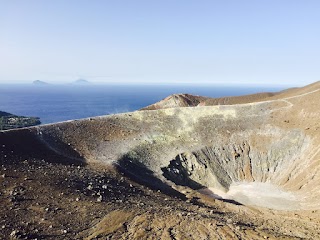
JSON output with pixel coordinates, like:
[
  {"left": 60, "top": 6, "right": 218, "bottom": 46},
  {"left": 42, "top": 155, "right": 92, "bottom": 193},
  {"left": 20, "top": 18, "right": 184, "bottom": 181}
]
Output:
[
  {"left": 72, "top": 79, "right": 90, "bottom": 85},
  {"left": 33, "top": 80, "right": 49, "bottom": 85}
]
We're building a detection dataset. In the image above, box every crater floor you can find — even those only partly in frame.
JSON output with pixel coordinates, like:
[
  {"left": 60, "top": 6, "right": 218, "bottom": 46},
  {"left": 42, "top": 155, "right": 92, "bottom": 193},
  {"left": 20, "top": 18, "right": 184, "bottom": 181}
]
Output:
[{"left": 207, "top": 182, "right": 300, "bottom": 211}]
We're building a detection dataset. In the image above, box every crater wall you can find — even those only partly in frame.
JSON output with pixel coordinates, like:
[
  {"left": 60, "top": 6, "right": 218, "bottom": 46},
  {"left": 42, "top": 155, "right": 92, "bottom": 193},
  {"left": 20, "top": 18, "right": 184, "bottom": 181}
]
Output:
[{"left": 2, "top": 84, "right": 320, "bottom": 210}]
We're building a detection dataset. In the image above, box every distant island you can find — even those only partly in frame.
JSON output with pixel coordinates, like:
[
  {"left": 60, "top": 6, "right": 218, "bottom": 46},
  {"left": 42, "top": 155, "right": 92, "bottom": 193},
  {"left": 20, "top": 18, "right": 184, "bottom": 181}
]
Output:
[
  {"left": 72, "top": 79, "right": 90, "bottom": 85},
  {"left": 33, "top": 80, "right": 49, "bottom": 85},
  {"left": 31, "top": 79, "right": 92, "bottom": 85},
  {"left": 0, "top": 111, "right": 41, "bottom": 130}
]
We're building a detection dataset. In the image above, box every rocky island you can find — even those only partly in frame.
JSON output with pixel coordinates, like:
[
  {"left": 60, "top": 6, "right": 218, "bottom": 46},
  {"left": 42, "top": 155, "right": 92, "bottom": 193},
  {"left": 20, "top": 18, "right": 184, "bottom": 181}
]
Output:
[
  {"left": 0, "top": 111, "right": 41, "bottom": 130},
  {"left": 1, "top": 81, "right": 320, "bottom": 239},
  {"left": 32, "top": 80, "right": 49, "bottom": 85}
]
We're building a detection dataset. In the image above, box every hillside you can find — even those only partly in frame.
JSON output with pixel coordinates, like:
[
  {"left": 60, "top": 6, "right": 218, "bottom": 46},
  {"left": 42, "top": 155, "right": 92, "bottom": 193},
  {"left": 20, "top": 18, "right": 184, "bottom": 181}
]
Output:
[
  {"left": 0, "top": 111, "right": 41, "bottom": 130},
  {"left": 141, "top": 93, "right": 207, "bottom": 110},
  {"left": 1, "top": 81, "right": 320, "bottom": 239},
  {"left": 142, "top": 82, "right": 320, "bottom": 111},
  {"left": 142, "top": 90, "right": 279, "bottom": 110}
]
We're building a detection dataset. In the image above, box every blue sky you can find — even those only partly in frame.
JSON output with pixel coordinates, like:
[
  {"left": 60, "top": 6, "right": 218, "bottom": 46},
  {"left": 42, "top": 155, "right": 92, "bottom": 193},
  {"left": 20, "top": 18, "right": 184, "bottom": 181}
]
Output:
[{"left": 1, "top": 1, "right": 320, "bottom": 86}]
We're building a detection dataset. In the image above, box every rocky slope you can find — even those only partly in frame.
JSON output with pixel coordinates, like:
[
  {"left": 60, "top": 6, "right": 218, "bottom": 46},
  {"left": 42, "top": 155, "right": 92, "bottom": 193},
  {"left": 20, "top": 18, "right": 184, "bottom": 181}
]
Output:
[
  {"left": 142, "top": 91, "right": 279, "bottom": 110},
  {"left": 141, "top": 94, "right": 207, "bottom": 110},
  {"left": 1, "top": 81, "right": 320, "bottom": 239}
]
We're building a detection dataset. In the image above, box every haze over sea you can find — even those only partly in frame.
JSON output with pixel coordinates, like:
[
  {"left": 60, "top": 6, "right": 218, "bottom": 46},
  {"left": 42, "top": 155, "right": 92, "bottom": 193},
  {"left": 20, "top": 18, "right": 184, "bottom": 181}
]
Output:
[{"left": 0, "top": 84, "right": 283, "bottom": 124}]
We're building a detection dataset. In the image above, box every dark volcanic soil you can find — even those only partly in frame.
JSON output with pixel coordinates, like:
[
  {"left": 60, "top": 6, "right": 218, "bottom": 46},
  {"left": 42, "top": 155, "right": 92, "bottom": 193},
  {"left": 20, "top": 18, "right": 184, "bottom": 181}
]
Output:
[{"left": 0, "top": 157, "right": 237, "bottom": 239}]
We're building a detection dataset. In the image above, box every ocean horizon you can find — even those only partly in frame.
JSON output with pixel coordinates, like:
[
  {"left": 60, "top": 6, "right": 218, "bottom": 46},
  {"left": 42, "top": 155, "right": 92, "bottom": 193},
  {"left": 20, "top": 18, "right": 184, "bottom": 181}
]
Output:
[{"left": 0, "top": 83, "right": 284, "bottom": 124}]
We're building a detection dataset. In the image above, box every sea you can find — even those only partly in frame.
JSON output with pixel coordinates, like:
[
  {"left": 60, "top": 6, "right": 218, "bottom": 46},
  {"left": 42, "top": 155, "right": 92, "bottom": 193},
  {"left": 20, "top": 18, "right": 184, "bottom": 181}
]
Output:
[{"left": 0, "top": 84, "right": 284, "bottom": 124}]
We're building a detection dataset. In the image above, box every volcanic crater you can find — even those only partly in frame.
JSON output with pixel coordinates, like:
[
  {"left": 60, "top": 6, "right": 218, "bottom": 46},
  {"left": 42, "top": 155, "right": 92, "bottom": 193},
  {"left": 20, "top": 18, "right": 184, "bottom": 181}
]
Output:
[{"left": 1, "top": 81, "right": 320, "bottom": 239}]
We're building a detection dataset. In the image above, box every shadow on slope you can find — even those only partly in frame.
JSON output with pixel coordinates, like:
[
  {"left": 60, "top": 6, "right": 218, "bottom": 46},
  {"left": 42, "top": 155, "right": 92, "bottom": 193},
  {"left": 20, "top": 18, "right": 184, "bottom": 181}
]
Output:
[
  {"left": 0, "top": 128, "right": 86, "bottom": 166},
  {"left": 162, "top": 154, "right": 242, "bottom": 206},
  {"left": 115, "top": 153, "right": 187, "bottom": 200}
]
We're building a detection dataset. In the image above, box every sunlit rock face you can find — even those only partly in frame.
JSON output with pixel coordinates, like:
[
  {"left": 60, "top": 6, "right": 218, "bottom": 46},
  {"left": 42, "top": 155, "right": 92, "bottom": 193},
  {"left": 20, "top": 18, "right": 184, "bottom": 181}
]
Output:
[{"left": 161, "top": 128, "right": 310, "bottom": 210}]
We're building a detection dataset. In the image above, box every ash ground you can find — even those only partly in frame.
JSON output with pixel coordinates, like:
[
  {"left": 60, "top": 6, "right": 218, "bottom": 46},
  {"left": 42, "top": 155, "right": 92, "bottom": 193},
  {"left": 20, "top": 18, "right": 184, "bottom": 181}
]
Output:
[{"left": 1, "top": 156, "right": 319, "bottom": 239}]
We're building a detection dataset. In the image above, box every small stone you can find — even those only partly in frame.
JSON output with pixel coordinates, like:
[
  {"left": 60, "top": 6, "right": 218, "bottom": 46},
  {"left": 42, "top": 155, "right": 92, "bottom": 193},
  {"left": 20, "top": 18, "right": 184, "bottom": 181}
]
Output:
[
  {"left": 62, "top": 229, "right": 68, "bottom": 234},
  {"left": 226, "top": 219, "right": 233, "bottom": 224},
  {"left": 1, "top": 225, "right": 5, "bottom": 229},
  {"left": 102, "top": 185, "right": 108, "bottom": 189},
  {"left": 10, "top": 230, "right": 19, "bottom": 237},
  {"left": 97, "top": 196, "right": 103, "bottom": 202},
  {"left": 75, "top": 197, "right": 80, "bottom": 201},
  {"left": 49, "top": 225, "right": 53, "bottom": 229},
  {"left": 1, "top": 174, "right": 5, "bottom": 178}
]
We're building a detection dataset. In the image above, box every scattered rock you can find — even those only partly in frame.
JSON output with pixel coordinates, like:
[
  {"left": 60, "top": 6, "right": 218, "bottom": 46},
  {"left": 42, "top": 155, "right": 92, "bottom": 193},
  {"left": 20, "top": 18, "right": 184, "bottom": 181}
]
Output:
[
  {"left": 10, "top": 230, "right": 21, "bottom": 238},
  {"left": 97, "top": 196, "right": 103, "bottom": 202},
  {"left": 226, "top": 219, "right": 233, "bottom": 224}
]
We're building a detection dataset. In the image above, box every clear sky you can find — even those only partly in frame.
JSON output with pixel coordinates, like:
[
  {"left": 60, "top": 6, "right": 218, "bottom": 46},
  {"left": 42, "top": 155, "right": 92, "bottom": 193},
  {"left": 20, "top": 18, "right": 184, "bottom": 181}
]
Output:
[{"left": 1, "top": 1, "right": 320, "bottom": 86}]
